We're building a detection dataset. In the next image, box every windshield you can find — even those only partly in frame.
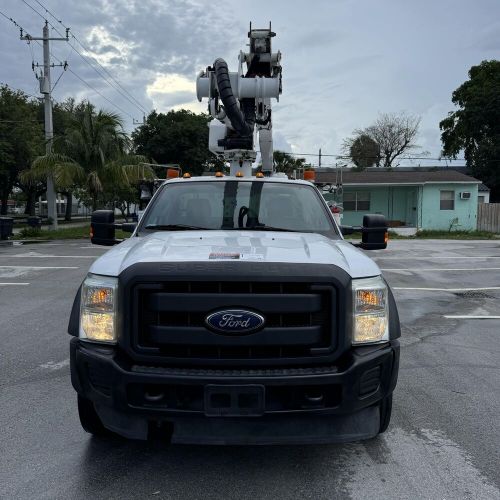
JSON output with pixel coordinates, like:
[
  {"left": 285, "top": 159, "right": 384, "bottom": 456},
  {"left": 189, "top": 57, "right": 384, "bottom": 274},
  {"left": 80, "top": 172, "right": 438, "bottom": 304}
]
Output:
[{"left": 138, "top": 180, "right": 338, "bottom": 237}]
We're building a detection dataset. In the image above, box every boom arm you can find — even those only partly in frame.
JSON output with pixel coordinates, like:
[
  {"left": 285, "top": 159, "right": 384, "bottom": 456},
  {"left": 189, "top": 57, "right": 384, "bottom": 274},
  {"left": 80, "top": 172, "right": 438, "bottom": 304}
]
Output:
[{"left": 196, "top": 23, "right": 282, "bottom": 176}]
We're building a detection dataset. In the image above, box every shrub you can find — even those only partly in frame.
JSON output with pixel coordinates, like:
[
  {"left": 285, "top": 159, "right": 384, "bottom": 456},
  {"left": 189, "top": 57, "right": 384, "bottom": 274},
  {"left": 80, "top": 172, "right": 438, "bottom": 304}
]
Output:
[{"left": 19, "top": 227, "right": 42, "bottom": 238}]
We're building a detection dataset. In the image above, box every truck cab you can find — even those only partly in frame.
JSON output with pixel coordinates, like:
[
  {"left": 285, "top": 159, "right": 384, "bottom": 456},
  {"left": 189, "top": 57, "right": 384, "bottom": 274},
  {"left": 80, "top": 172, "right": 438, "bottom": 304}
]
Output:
[{"left": 69, "top": 174, "right": 400, "bottom": 444}]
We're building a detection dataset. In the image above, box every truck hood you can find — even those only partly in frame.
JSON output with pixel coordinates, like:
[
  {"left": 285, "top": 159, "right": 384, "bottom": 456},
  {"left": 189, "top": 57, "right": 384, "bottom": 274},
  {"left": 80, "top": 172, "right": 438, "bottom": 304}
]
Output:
[{"left": 89, "top": 231, "right": 380, "bottom": 279}]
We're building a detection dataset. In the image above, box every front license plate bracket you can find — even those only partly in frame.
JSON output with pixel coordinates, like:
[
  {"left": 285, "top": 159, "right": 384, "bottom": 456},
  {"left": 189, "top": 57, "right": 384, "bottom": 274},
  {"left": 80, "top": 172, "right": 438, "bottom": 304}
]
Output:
[{"left": 204, "top": 384, "right": 265, "bottom": 417}]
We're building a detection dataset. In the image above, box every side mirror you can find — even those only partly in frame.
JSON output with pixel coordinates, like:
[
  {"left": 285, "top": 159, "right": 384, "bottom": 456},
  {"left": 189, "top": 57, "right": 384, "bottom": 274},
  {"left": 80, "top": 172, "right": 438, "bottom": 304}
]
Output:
[
  {"left": 340, "top": 225, "right": 355, "bottom": 235},
  {"left": 90, "top": 210, "right": 117, "bottom": 246},
  {"left": 360, "top": 214, "right": 388, "bottom": 250},
  {"left": 121, "top": 222, "right": 137, "bottom": 233}
]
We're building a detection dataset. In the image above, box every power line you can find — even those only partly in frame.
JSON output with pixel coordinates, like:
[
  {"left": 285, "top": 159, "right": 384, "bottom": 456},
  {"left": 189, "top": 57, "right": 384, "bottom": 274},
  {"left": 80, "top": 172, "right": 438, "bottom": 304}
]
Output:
[
  {"left": 19, "top": 0, "right": 46, "bottom": 22},
  {"left": 30, "top": 0, "right": 147, "bottom": 114},
  {"left": 66, "top": 67, "right": 136, "bottom": 120},
  {"left": 33, "top": 0, "right": 63, "bottom": 24},
  {"left": 0, "top": 9, "right": 23, "bottom": 29},
  {"left": 65, "top": 41, "right": 147, "bottom": 114},
  {"left": 70, "top": 33, "right": 148, "bottom": 113},
  {"left": 40, "top": 15, "right": 146, "bottom": 115},
  {"left": 284, "top": 151, "right": 467, "bottom": 161},
  {"left": 1, "top": 8, "right": 138, "bottom": 121},
  {"left": 0, "top": 8, "right": 39, "bottom": 98},
  {"left": 32, "top": 34, "right": 136, "bottom": 120},
  {"left": 17, "top": 0, "right": 145, "bottom": 117}
]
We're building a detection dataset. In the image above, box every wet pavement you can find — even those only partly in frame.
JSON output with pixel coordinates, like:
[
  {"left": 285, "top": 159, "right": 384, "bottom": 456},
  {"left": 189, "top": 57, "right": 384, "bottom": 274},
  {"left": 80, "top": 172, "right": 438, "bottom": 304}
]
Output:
[{"left": 1, "top": 239, "right": 499, "bottom": 499}]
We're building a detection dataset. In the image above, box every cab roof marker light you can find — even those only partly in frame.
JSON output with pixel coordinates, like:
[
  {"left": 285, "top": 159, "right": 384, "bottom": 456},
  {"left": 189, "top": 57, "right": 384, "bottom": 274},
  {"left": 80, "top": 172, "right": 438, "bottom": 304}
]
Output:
[
  {"left": 183, "top": 173, "right": 191, "bottom": 179},
  {"left": 215, "top": 171, "right": 224, "bottom": 177},
  {"left": 236, "top": 171, "right": 244, "bottom": 177}
]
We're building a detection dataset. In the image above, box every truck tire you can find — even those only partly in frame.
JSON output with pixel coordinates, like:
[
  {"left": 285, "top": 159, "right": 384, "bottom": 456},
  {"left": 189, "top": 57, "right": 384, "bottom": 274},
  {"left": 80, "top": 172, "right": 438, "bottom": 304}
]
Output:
[
  {"left": 77, "top": 395, "right": 110, "bottom": 436},
  {"left": 378, "top": 394, "right": 393, "bottom": 434}
]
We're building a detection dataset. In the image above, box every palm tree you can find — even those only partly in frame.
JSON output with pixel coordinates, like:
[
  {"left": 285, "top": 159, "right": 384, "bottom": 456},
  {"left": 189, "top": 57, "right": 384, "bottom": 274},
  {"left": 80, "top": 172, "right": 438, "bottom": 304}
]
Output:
[
  {"left": 20, "top": 152, "right": 85, "bottom": 216},
  {"left": 24, "top": 102, "right": 154, "bottom": 211},
  {"left": 273, "top": 151, "right": 306, "bottom": 177}
]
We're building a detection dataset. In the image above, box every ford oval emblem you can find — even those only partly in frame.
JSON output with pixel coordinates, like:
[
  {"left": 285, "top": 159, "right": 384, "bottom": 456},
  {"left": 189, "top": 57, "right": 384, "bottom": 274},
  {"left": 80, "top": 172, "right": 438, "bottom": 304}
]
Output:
[{"left": 205, "top": 309, "right": 265, "bottom": 335}]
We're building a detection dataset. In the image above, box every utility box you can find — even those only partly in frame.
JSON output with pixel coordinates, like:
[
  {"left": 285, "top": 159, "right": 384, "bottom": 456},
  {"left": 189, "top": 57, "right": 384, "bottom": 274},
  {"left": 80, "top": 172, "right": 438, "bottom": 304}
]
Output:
[
  {"left": 27, "top": 216, "right": 42, "bottom": 229},
  {"left": 0, "top": 217, "right": 14, "bottom": 240}
]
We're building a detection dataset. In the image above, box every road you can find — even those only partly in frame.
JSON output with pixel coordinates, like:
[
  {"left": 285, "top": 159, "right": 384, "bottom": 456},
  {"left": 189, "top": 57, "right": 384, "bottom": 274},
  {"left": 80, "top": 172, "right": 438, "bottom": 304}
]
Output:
[{"left": 1, "top": 239, "right": 499, "bottom": 499}]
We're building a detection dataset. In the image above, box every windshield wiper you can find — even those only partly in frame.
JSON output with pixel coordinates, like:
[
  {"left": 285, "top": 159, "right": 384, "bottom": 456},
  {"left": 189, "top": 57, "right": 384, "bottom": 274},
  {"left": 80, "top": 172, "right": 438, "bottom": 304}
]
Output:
[{"left": 144, "top": 224, "right": 209, "bottom": 231}]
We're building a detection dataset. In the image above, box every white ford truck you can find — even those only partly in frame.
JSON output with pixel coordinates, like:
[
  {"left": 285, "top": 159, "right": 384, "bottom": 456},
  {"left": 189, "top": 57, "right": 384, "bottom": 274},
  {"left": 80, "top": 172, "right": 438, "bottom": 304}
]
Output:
[
  {"left": 68, "top": 24, "right": 399, "bottom": 443},
  {"left": 68, "top": 174, "right": 400, "bottom": 443}
]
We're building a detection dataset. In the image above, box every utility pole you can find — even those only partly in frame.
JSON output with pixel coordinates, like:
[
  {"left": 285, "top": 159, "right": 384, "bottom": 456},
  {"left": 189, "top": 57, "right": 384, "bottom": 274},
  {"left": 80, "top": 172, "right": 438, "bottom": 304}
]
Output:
[
  {"left": 318, "top": 148, "right": 322, "bottom": 168},
  {"left": 21, "top": 22, "right": 69, "bottom": 230},
  {"left": 133, "top": 114, "right": 146, "bottom": 126}
]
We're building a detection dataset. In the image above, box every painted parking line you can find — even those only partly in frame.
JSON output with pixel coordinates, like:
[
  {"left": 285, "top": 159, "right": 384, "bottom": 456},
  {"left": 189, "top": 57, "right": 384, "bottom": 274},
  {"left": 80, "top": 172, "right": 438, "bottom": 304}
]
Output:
[
  {"left": 393, "top": 287, "right": 500, "bottom": 292},
  {"left": 39, "top": 359, "right": 70, "bottom": 371},
  {"left": 7, "top": 254, "right": 94, "bottom": 258},
  {"left": 382, "top": 268, "right": 500, "bottom": 272},
  {"left": 0, "top": 283, "right": 30, "bottom": 286},
  {"left": 0, "top": 266, "right": 79, "bottom": 270},
  {"left": 375, "top": 256, "right": 500, "bottom": 260},
  {"left": 444, "top": 315, "right": 500, "bottom": 319}
]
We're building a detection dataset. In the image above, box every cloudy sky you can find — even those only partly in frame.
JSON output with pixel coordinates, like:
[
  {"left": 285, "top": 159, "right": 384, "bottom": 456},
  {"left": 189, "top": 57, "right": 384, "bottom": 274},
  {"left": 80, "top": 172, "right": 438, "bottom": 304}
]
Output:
[{"left": 1, "top": 0, "right": 499, "bottom": 167}]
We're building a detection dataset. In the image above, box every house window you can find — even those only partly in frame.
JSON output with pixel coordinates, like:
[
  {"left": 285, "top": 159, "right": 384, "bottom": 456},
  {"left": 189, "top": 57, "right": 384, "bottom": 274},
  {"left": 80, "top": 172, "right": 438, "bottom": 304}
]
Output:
[
  {"left": 357, "top": 191, "right": 370, "bottom": 211},
  {"left": 343, "top": 191, "right": 371, "bottom": 211},
  {"left": 478, "top": 195, "right": 485, "bottom": 204},
  {"left": 440, "top": 190, "right": 455, "bottom": 210}
]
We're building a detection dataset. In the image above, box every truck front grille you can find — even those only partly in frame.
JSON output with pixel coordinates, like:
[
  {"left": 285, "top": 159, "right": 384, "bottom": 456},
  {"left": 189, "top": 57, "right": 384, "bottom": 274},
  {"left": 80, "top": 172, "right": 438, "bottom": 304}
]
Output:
[{"left": 131, "top": 281, "right": 336, "bottom": 364}]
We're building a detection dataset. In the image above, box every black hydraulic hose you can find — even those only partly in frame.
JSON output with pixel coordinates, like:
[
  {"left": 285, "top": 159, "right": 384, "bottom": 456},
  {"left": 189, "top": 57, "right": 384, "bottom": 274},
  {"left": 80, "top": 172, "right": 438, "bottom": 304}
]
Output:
[{"left": 213, "top": 58, "right": 254, "bottom": 137}]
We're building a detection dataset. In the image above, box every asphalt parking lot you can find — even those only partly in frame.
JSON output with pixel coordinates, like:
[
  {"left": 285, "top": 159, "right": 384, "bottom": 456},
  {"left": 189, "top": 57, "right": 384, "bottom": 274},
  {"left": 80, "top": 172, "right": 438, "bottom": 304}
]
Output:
[{"left": 1, "top": 238, "right": 499, "bottom": 499}]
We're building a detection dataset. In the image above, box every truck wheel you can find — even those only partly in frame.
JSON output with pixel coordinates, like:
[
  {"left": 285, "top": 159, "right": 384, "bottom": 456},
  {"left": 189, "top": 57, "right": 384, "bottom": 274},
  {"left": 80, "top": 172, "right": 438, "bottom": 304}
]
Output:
[
  {"left": 77, "top": 395, "right": 109, "bottom": 436},
  {"left": 378, "top": 394, "right": 393, "bottom": 434}
]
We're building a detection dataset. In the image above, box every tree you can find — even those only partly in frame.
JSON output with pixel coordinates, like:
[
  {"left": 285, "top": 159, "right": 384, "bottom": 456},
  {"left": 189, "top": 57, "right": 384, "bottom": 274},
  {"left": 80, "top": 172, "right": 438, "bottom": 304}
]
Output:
[
  {"left": 0, "top": 85, "right": 43, "bottom": 214},
  {"left": 132, "top": 110, "right": 225, "bottom": 176},
  {"left": 25, "top": 102, "right": 154, "bottom": 211},
  {"left": 344, "top": 112, "right": 421, "bottom": 169},
  {"left": 102, "top": 183, "right": 139, "bottom": 219},
  {"left": 273, "top": 151, "right": 306, "bottom": 176},
  {"left": 342, "top": 134, "right": 380, "bottom": 171},
  {"left": 52, "top": 98, "right": 79, "bottom": 219},
  {"left": 440, "top": 60, "right": 500, "bottom": 200}
]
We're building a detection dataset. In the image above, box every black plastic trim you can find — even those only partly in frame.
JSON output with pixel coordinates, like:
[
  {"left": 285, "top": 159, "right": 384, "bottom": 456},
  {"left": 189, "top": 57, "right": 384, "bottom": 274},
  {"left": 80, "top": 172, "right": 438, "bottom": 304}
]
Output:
[
  {"left": 148, "top": 325, "right": 323, "bottom": 346},
  {"left": 387, "top": 284, "right": 401, "bottom": 340},
  {"left": 148, "top": 292, "right": 322, "bottom": 313},
  {"left": 118, "top": 262, "right": 352, "bottom": 367},
  {"left": 70, "top": 338, "right": 399, "bottom": 418},
  {"left": 68, "top": 284, "right": 82, "bottom": 337}
]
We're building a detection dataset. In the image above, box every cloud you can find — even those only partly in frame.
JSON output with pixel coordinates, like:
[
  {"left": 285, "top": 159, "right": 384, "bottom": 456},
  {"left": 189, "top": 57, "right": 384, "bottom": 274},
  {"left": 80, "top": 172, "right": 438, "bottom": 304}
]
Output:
[
  {"left": 1, "top": 0, "right": 499, "bottom": 158},
  {"left": 466, "top": 22, "right": 500, "bottom": 52},
  {"left": 146, "top": 73, "right": 206, "bottom": 112},
  {"left": 273, "top": 131, "right": 293, "bottom": 153},
  {"left": 85, "top": 26, "right": 135, "bottom": 67}
]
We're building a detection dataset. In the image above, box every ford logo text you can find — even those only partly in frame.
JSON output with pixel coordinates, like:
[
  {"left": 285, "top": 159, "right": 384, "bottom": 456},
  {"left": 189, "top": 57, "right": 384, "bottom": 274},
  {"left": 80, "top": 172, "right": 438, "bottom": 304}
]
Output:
[{"left": 205, "top": 309, "right": 265, "bottom": 334}]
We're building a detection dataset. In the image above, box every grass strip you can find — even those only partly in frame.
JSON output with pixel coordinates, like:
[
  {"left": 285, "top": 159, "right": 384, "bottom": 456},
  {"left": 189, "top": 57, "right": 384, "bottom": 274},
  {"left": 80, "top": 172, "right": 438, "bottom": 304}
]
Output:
[{"left": 13, "top": 225, "right": 130, "bottom": 240}]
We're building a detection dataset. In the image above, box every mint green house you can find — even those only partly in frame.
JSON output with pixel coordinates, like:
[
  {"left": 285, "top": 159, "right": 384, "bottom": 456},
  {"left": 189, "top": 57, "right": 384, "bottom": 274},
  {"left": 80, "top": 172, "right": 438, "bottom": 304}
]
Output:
[{"left": 317, "top": 169, "right": 481, "bottom": 231}]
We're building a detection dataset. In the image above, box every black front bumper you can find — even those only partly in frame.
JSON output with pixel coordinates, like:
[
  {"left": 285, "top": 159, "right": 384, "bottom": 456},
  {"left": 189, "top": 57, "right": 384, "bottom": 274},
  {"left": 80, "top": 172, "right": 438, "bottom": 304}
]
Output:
[{"left": 70, "top": 338, "right": 399, "bottom": 444}]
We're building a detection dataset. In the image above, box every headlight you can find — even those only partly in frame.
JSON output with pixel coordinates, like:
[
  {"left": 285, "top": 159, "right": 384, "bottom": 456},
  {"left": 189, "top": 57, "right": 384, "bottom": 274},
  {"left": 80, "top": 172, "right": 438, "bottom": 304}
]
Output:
[
  {"left": 352, "top": 276, "right": 389, "bottom": 344},
  {"left": 80, "top": 274, "right": 118, "bottom": 343}
]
